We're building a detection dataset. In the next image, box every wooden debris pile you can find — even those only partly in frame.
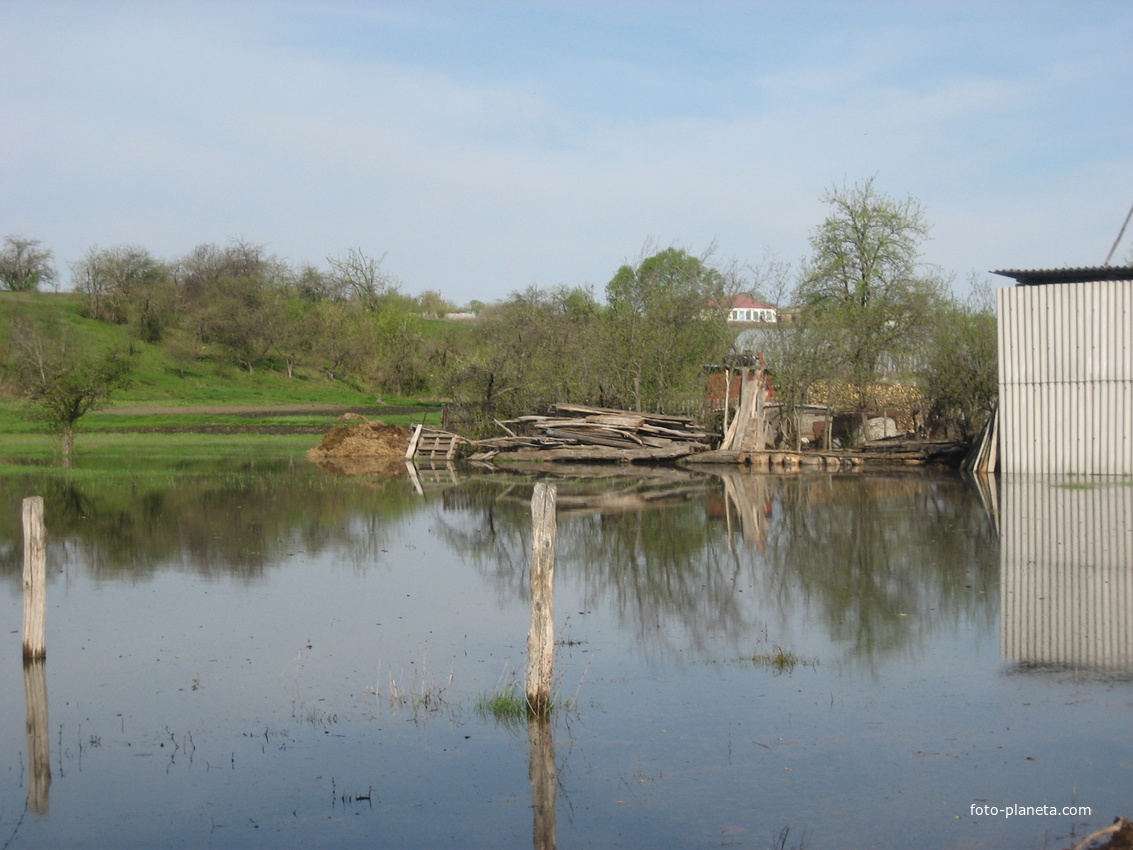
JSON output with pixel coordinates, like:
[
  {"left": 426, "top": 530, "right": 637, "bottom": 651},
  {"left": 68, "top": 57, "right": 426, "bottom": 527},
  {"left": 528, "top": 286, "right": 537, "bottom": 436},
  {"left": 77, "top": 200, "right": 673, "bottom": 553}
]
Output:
[{"left": 468, "top": 403, "right": 715, "bottom": 463}]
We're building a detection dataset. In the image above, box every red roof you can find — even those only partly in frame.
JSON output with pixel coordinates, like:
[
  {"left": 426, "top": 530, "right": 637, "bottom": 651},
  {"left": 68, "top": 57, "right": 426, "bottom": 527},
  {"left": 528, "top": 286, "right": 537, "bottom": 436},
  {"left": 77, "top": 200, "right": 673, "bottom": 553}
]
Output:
[{"left": 724, "top": 295, "right": 775, "bottom": 310}]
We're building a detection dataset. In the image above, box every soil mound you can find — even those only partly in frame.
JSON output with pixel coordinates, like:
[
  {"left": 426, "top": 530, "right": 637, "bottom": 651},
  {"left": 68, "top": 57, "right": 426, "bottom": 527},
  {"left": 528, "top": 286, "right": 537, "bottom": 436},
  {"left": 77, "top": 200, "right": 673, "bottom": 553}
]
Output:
[{"left": 306, "top": 423, "right": 413, "bottom": 477}]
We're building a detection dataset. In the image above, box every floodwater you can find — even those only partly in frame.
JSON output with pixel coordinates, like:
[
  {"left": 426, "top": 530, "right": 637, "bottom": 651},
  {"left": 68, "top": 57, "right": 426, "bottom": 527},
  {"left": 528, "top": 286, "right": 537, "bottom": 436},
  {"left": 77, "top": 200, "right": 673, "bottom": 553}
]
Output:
[{"left": 1, "top": 458, "right": 1131, "bottom": 849}]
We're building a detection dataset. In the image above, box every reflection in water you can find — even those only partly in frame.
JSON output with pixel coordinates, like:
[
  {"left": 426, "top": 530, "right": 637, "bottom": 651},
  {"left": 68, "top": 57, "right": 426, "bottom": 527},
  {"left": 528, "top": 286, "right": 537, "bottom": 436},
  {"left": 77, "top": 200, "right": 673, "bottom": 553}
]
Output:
[
  {"left": 528, "top": 717, "right": 556, "bottom": 850},
  {"left": 713, "top": 469, "right": 771, "bottom": 551},
  {"left": 6, "top": 460, "right": 1117, "bottom": 850},
  {"left": 0, "top": 467, "right": 413, "bottom": 585},
  {"left": 431, "top": 468, "right": 1000, "bottom": 667},
  {"left": 1, "top": 465, "right": 1002, "bottom": 671},
  {"left": 752, "top": 473, "right": 1001, "bottom": 667},
  {"left": 1000, "top": 477, "right": 1133, "bottom": 671},
  {"left": 23, "top": 659, "right": 50, "bottom": 814}
]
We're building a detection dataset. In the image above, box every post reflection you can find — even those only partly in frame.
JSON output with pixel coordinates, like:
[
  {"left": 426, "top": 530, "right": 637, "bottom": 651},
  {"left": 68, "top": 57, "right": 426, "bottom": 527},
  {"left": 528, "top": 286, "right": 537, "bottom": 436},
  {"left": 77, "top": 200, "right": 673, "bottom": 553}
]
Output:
[
  {"left": 528, "top": 715, "right": 557, "bottom": 850},
  {"left": 1000, "top": 476, "right": 1133, "bottom": 672},
  {"left": 23, "top": 658, "right": 51, "bottom": 814}
]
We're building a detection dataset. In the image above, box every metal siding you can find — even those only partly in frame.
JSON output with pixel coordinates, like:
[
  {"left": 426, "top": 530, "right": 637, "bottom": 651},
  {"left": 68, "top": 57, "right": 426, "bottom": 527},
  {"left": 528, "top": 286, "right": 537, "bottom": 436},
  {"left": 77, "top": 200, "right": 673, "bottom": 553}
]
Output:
[{"left": 998, "top": 279, "right": 1133, "bottom": 475}]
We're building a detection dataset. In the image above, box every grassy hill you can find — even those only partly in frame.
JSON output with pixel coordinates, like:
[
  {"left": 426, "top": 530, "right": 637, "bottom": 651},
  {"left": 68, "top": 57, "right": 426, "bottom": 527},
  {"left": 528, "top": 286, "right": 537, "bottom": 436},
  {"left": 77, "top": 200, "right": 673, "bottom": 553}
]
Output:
[{"left": 0, "top": 292, "right": 441, "bottom": 456}]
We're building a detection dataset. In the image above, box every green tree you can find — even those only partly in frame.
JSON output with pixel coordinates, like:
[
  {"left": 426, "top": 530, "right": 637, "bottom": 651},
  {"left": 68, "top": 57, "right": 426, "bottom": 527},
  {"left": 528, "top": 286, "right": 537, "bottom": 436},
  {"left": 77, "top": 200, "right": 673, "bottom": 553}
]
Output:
[
  {"left": 604, "top": 245, "right": 735, "bottom": 412},
  {"left": 0, "top": 236, "right": 57, "bottom": 292},
  {"left": 417, "top": 289, "right": 453, "bottom": 318},
  {"left": 449, "top": 285, "right": 605, "bottom": 416},
  {"left": 10, "top": 319, "right": 133, "bottom": 457},
  {"left": 798, "top": 177, "right": 944, "bottom": 441},
  {"left": 176, "top": 241, "right": 289, "bottom": 373},
  {"left": 917, "top": 277, "right": 998, "bottom": 440}
]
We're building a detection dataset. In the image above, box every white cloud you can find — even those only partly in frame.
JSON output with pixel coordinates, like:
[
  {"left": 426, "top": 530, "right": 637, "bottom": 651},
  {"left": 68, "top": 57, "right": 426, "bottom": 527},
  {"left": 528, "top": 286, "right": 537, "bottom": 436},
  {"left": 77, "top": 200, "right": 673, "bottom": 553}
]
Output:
[{"left": 2, "top": 1, "right": 1131, "bottom": 303}]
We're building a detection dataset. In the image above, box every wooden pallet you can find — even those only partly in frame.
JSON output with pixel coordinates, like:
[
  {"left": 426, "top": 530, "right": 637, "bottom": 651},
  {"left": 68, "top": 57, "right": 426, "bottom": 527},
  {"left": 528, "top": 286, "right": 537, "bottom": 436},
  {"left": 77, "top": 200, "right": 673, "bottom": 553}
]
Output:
[{"left": 405, "top": 425, "right": 465, "bottom": 461}]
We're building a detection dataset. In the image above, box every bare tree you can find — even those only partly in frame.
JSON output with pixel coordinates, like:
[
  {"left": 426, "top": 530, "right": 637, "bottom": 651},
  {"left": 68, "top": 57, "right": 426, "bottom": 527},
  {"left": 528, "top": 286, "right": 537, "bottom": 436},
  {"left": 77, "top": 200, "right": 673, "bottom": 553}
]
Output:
[
  {"left": 328, "top": 248, "right": 398, "bottom": 311},
  {"left": 0, "top": 236, "right": 58, "bottom": 292},
  {"left": 72, "top": 245, "right": 174, "bottom": 339},
  {"left": 745, "top": 255, "right": 838, "bottom": 449}
]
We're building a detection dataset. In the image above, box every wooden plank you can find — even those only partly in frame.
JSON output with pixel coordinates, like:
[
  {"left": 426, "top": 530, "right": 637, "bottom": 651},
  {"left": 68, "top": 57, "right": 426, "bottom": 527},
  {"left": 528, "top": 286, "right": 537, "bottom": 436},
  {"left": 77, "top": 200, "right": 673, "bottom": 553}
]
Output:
[
  {"left": 405, "top": 424, "right": 423, "bottom": 460},
  {"left": 583, "top": 414, "right": 646, "bottom": 429},
  {"left": 501, "top": 443, "right": 697, "bottom": 463},
  {"left": 549, "top": 403, "right": 697, "bottom": 427},
  {"left": 683, "top": 449, "right": 746, "bottom": 464},
  {"left": 543, "top": 427, "right": 644, "bottom": 448}
]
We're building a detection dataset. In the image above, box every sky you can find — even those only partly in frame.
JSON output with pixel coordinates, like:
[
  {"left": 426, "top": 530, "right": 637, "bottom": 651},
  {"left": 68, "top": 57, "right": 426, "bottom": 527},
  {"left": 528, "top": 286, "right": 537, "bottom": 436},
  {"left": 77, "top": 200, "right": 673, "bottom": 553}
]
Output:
[{"left": 2, "top": 0, "right": 1131, "bottom": 307}]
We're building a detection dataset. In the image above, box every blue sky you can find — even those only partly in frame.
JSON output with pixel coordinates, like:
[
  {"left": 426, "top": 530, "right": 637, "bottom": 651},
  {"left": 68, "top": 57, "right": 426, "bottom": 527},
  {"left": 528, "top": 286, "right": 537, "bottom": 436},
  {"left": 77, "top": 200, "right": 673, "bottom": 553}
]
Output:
[{"left": 2, "top": 1, "right": 1131, "bottom": 306}]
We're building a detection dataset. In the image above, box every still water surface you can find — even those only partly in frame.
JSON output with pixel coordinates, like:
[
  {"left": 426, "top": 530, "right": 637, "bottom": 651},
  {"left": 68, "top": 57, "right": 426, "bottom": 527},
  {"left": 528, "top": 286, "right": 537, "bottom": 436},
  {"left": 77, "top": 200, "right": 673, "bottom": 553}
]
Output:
[{"left": 1, "top": 459, "right": 1130, "bottom": 849}]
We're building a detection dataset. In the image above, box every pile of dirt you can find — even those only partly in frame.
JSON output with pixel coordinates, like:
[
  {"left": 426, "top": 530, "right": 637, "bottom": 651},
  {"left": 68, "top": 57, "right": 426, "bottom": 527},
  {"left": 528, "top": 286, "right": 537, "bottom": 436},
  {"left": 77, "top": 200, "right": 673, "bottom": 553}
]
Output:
[{"left": 306, "top": 422, "right": 413, "bottom": 477}]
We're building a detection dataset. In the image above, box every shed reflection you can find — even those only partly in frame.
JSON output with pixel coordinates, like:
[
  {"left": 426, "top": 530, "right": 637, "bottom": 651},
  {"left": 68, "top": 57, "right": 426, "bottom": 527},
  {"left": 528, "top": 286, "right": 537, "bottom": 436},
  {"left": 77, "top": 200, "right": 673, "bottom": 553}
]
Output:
[{"left": 1000, "top": 477, "right": 1133, "bottom": 671}]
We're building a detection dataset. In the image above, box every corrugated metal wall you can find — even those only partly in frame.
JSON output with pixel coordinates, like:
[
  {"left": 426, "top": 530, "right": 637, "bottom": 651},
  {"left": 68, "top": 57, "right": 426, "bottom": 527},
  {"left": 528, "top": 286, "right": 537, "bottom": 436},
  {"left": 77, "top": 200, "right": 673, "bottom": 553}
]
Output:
[
  {"left": 1000, "top": 477, "right": 1133, "bottom": 670},
  {"left": 997, "top": 279, "right": 1133, "bottom": 475}
]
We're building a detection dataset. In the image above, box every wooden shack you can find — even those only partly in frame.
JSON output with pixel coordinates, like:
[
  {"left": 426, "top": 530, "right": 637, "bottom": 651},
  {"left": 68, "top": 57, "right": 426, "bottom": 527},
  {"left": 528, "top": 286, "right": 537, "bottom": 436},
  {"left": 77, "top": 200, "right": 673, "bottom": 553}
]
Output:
[{"left": 994, "top": 266, "right": 1133, "bottom": 475}]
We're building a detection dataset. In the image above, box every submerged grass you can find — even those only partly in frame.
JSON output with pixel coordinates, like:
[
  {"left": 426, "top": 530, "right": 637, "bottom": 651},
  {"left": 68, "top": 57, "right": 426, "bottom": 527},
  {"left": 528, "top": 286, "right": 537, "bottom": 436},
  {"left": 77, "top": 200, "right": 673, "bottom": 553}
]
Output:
[
  {"left": 747, "top": 646, "right": 818, "bottom": 675},
  {"left": 363, "top": 655, "right": 458, "bottom": 724},
  {"left": 475, "top": 682, "right": 572, "bottom": 725}
]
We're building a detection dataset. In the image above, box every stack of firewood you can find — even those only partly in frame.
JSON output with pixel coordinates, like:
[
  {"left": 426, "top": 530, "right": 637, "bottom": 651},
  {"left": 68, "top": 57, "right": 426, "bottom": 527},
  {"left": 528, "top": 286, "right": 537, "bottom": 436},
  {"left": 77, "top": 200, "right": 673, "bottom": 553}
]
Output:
[{"left": 468, "top": 403, "right": 715, "bottom": 462}]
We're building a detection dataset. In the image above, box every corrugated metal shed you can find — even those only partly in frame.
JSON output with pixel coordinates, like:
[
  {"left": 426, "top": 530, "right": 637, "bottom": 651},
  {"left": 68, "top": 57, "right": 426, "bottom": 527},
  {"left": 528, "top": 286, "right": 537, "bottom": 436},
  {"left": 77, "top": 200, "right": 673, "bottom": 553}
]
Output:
[
  {"left": 993, "top": 266, "right": 1133, "bottom": 285},
  {"left": 994, "top": 267, "right": 1133, "bottom": 475}
]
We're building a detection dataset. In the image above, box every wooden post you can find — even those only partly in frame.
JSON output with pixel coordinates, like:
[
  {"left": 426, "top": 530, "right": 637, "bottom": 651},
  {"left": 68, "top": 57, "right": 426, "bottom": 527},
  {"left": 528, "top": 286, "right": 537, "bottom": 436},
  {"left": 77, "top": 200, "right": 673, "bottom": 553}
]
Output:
[
  {"left": 22, "top": 496, "right": 47, "bottom": 661},
  {"left": 721, "top": 366, "right": 732, "bottom": 438},
  {"left": 526, "top": 483, "right": 557, "bottom": 714}
]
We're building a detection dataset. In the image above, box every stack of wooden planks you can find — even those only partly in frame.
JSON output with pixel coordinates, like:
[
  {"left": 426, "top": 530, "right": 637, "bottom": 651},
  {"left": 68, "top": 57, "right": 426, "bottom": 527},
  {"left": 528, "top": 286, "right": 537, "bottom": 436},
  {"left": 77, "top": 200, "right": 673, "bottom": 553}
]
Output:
[{"left": 468, "top": 403, "right": 715, "bottom": 463}]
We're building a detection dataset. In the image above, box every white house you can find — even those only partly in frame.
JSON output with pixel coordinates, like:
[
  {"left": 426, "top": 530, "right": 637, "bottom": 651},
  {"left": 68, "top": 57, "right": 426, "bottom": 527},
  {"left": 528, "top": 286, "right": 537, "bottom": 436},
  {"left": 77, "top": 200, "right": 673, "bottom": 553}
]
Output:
[{"left": 723, "top": 295, "right": 777, "bottom": 324}]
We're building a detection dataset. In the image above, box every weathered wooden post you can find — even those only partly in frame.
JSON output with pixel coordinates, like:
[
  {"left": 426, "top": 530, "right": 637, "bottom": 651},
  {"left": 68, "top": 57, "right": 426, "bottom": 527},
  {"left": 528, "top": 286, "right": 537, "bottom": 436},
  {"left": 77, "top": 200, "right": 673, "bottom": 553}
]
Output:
[
  {"left": 526, "top": 483, "right": 557, "bottom": 714},
  {"left": 22, "top": 496, "right": 47, "bottom": 661}
]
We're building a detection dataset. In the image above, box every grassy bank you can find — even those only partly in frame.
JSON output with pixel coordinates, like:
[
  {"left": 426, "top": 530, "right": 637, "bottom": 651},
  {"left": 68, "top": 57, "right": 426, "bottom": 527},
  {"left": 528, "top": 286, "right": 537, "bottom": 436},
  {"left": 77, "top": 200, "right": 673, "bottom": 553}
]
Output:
[
  {"left": 0, "top": 405, "right": 442, "bottom": 468},
  {"left": 1, "top": 292, "right": 445, "bottom": 465}
]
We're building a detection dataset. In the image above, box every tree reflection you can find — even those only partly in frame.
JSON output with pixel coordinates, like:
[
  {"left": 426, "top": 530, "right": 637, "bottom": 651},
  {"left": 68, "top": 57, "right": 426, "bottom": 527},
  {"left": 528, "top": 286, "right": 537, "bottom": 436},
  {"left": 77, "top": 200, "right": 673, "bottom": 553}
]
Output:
[
  {"left": 0, "top": 464, "right": 999, "bottom": 669},
  {"left": 0, "top": 466, "right": 420, "bottom": 584},
  {"left": 434, "top": 469, "right": 999, "bottom": 667},
  {"left": 754, "top": 473, "right": 999, "bottom": 668}
]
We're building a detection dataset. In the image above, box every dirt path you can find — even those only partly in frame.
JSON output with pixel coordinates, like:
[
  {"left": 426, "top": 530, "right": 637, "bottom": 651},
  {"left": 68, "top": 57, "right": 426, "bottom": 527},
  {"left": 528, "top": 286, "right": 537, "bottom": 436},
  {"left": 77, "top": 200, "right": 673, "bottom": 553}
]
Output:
[{"left": 103, "top": 404, "right": 409, "bottom": 417}]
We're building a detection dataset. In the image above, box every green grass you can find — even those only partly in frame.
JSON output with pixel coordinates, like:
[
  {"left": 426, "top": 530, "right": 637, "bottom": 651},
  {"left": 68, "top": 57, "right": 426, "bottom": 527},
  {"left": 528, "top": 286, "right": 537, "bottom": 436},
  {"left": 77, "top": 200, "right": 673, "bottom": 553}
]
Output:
[
  {"left": 0, "top": 291, "right": 445, "bottom": 412},
  {"left": 475, "top": 683, "right": 567, "bottom": 724},
  {"left": 0, "top": 292, "right": 452, "bottom": 470},
  {"left": 1052, "top": 479, "right": 1133, "bottom": 490}
]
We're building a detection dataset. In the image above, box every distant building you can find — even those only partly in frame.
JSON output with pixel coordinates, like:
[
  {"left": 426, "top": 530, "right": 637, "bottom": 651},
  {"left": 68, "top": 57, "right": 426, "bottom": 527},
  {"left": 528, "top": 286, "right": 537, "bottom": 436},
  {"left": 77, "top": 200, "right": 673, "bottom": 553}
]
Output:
[
  {"left": 720, "top": 295, "right": 777, "bottom": 324},
  {"left": 994, "top": 265, "right": 1133, "bottom": 475}
]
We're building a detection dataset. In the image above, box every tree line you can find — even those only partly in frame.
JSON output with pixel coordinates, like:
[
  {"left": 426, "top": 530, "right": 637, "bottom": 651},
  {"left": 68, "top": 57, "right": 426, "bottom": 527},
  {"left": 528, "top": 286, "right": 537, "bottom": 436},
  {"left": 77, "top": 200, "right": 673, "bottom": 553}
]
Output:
[{"left": 2, "top": 177, "right": 998, "bottom": 451}]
